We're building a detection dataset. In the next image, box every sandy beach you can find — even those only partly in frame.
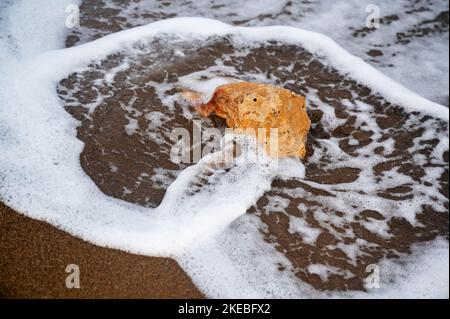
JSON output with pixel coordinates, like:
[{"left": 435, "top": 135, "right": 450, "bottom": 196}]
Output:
[
  {"left": 0, "top": 0, "right": 448, "bottom": 299},
  {"left": 0, "top": 203, "right": 202, "bottom": 298}
]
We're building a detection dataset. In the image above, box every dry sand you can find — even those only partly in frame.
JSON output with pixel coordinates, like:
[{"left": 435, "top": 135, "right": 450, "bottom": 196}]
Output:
[{"left": 0, "top": 203, "right": 203, "bottom": 298}]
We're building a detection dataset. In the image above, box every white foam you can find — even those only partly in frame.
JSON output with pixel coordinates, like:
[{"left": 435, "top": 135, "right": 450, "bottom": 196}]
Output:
[
  {"left": 80, "top": 0, "right": 448, "bottom": 105},
  {"left": 356, "top": 237, "right": 449, "bottom": 299},
  {"left": 288, "top": 217, "right": 321, "bottom": 245},
  {"left": 0, "top": 13, "right": 448, "bottom": 298},
  {"left": 176, "top": 213, "right": 317, "bottom": 299},
  {"left": 178, "top": 69, "right": 241, "bottom": 103}
]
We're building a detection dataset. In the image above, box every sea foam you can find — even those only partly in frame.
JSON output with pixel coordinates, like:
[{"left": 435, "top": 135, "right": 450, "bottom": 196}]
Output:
[{"left": 0, "top": 7, "right": 448, "bottom": 298}]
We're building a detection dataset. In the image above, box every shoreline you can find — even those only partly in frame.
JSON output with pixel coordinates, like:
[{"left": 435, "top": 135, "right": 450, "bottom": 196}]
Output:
[
  {"left": 0, "top": 202, "right": 203, "bottom": 298},
  {"left": 0, "top": 0, "right": 447, "bottom": 299}
]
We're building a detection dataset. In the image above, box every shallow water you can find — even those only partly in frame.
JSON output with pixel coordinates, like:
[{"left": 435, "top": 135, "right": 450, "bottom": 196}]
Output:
[
  {"left": 67, "top": 0, "right": 449, "bottom": 105},
  {"left": 0, "top": 1, "right": 448, "bottom": 298},
  {"left": 57, "top": 31, "right": 449, "bottom": 294}
]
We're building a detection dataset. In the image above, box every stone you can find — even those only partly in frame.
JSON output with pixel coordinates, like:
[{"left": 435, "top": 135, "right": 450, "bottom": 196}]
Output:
[{"left": 196, "top": 82, "right": 311, "bottom": 158}]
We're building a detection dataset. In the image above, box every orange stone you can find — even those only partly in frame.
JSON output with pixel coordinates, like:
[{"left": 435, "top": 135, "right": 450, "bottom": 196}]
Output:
[{"left": 195, "top": 82, "right": 310, "bottom": 159}]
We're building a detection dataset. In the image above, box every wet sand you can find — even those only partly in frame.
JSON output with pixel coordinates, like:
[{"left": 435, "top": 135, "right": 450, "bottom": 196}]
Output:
[{"left": 0, "top": 203, "right": 203, "bottom": 298}]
